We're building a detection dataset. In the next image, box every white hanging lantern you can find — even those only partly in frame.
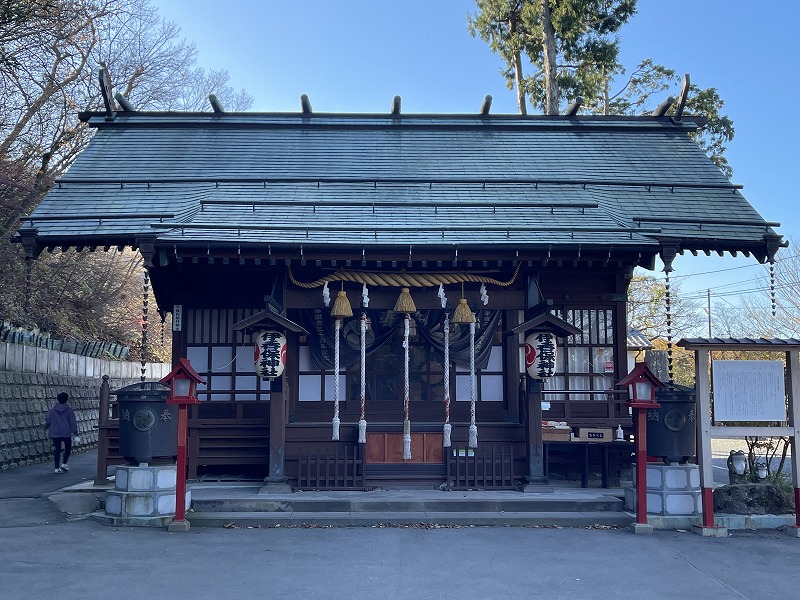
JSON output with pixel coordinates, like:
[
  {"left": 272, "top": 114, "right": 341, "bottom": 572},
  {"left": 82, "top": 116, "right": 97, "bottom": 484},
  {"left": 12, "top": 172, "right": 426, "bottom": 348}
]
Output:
[
  {"left": 253, "top": 330, "right": 287, "bottom": 380},
  {"left": 524, "top": 332, "right": 558, "bottom": 379}
]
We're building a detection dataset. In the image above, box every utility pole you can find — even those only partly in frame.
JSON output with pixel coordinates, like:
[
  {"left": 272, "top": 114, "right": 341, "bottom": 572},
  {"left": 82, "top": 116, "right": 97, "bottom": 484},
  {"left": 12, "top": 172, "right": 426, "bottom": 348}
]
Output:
[{"left": 707, "top": 289, "right": 712, "bottom": 337}]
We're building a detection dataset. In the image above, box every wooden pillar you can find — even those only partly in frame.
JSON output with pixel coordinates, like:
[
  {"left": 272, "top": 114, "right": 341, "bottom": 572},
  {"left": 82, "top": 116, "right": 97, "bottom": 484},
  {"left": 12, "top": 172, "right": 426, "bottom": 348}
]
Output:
[
  {"left": 786, "top": 350, "right": 800, "bottom": 531},
  {"left": 504, "top": 310, "right": 521, "bottom": 422},
  {"left": 693, "top": 348, "right": 721, "bottom": 533},
  {"left": 523, "top": 378, "right": 547, "bottom": 489},
  {"left": 263, "top": 372, "right": 288, "bottom": 488},
  {"left": 94, "top": 375, "right": 111, "bottom": 485}
]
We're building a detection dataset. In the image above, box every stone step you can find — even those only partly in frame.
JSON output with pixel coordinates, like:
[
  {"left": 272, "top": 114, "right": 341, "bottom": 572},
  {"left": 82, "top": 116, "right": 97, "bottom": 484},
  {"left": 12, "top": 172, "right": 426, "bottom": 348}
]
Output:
[
  {"left": 186, "top": 488, "right": 630, "bottom": 528},
  {"left": 186, "top": 510, "right": 634, "bottom": 529},
  {"left": 190, "top": 496, "right": 626, "bottom": 515}
]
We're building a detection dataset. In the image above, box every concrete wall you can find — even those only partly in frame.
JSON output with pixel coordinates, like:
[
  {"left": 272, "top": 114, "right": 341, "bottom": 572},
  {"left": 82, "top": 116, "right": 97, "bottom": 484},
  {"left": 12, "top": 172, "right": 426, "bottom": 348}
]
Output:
[{"left": 0, "top": 342, "right": 170, "bottom": 471}]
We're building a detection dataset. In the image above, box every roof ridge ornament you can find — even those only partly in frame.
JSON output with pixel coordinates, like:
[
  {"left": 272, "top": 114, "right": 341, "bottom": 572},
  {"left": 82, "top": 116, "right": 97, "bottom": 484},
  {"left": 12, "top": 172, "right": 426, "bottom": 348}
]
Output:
[
  {"left": 480, "top": 95, "right": 492, "bottom": 115},
  {"left": 208, "top": 94, "right": 224, "bottom": 114},
  {"left": 652, "top": 96, "right": 675, "bottom": 117},
  {"left": 114, "top": 92, "right": 135, "bottom": 112},
  {"left": 98, "top": 68, "right": 114, "bottom": 119},
  {"left": 673, "top": 74, "right": 690, "bottom": 122},
  {"left": 564, "top": 97, "right": 583, "bottom": 116},
  {"left": 300, "top": 94, "right": 312, "bottom": 114}
]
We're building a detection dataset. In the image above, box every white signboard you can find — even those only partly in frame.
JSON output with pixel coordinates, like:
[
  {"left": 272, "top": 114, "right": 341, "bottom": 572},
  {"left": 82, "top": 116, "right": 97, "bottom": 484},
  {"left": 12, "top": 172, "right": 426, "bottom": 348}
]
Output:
[
  {"left": 712, "top": 360, "right": 785, "bottom": 422},
  {"left": 172, "top": 304, "right": 183, "bottom": 332}
]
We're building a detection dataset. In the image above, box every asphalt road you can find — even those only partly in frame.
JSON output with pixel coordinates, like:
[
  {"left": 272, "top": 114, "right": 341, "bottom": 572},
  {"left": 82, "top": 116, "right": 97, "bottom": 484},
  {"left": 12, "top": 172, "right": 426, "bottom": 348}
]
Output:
[
  {"left": 2, "top": 449, "right": 799, "bottom": 600},
  {"left": 2, "top": 518, "right": 800, "bottom": 600}
]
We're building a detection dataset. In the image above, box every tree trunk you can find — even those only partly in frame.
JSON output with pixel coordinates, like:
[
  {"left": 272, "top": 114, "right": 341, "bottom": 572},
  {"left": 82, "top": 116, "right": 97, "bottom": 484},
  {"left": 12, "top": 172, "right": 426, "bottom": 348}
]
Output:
[
  {"left": 540, "top": 0, "right": 559, "bottom": 115},
  {"left": 509, "top": 17, "right": 527, "bottom": 115}
]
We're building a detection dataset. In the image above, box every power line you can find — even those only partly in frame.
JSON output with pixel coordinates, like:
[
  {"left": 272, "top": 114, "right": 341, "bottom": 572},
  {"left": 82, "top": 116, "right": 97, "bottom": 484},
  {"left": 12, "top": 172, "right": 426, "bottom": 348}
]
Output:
[
  {"left": 681, "top": 280, "right": 796, "bottom": 301},
  {"left": 666, "top": 251, "right": 799, "bottom": 280}
]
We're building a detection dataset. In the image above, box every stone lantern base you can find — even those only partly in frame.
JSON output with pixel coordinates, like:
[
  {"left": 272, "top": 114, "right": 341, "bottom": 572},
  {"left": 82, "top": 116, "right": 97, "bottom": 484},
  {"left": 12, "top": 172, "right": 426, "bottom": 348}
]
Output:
[{"left": 101, "top": 464, "right": 190, "bottom": 527}]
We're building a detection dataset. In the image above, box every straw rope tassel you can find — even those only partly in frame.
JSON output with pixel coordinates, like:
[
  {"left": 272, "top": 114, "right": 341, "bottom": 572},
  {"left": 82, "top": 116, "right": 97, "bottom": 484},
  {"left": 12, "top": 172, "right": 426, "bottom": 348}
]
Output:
[
  {"left": 358, "top": 314, "right": 367, "bottom": 444},
  {"left": 332, "top": 318, "right": 341, "bottom": 440},
  {"left": 442, "top": 312, "right": 451, "bottom": 447},
  {"left": 468, "top": 321, "right": 478, "bottom": 448},
  {"left": 402, "top": 315, "right": 412, "bottom": 459}
]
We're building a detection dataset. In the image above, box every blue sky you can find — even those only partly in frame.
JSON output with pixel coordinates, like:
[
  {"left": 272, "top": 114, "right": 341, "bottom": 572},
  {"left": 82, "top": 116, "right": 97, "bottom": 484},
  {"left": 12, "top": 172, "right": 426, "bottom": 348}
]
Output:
[{"left": 155, "top": 0, "right": 798, "bottom": 310}]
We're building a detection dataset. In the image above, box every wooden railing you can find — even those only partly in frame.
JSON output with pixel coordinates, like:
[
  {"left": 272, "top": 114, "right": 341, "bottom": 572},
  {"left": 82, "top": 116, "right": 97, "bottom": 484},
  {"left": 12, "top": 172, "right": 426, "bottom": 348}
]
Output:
[
  {"left": 446, "top": 445, "right": 515, "bottom": 490},
  {"left": 295, "top": 443, "right": 366, "bottom": 490}
]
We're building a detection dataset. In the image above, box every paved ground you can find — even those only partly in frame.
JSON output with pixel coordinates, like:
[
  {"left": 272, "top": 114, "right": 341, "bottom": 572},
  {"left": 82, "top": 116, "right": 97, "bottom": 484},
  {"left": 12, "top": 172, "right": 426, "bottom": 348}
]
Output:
[
  {"left": 1, "top": 448, "right": 799, "bottom": 600},
  {"left": 0, "top": 448, "right": 100, "bottom": 527}
]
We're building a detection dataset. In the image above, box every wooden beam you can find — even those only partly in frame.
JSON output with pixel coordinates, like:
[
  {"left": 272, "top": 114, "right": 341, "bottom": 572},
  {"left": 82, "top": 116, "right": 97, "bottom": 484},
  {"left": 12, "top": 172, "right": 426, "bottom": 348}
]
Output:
[{"left": 709, "top": 426, "right": 795, "bottom": 438}]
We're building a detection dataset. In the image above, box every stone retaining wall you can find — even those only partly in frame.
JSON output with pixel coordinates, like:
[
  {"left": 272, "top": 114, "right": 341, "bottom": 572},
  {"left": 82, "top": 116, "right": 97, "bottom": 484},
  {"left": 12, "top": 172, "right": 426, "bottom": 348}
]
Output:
[{"left": 0, "top": 342, "right": 169, "bottom": 471}]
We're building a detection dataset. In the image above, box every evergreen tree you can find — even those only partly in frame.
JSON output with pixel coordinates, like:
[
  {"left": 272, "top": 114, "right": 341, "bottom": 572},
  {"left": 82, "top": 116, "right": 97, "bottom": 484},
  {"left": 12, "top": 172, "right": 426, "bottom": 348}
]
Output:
[
  {"left": 469, "top": 0, "right": 636, "bottom": 115},
  {"left": 469, "top": 1, "right": 734, "bottom": 176}
]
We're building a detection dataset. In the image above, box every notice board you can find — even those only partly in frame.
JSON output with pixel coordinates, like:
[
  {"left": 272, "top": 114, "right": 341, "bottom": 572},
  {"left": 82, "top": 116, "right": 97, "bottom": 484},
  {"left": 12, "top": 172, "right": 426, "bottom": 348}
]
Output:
[{"left": 712, "top": 360, "right": 786, "bottom": 422}]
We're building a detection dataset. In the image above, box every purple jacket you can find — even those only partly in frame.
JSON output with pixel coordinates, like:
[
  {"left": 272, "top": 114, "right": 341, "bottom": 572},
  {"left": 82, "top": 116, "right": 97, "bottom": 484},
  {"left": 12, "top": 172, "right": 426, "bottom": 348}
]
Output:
[{"left": 46, "top": 403, "right": 77, "bottom": 438}]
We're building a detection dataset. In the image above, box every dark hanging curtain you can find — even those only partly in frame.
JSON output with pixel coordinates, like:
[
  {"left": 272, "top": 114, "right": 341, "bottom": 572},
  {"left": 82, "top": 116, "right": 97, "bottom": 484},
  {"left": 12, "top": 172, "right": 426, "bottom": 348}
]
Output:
[
  {"left": 302, "top": 308, "right": 402, "bottom": 371},
  {"left": 302, "top": 308, "right": 501, "bottom": 372},
  {"left": 414, "top": 309, "right": 501, "bottom": 370}
]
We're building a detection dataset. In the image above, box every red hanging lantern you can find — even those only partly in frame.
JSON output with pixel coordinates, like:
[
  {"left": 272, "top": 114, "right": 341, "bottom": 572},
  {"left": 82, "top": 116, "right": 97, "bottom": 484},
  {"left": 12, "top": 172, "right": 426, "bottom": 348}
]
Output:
[
  {"left": 253, "top": 330, "right": 287, "bottom": 380},
  {"left": 525, "top": 332, "right": 558, "bottom": 379}
]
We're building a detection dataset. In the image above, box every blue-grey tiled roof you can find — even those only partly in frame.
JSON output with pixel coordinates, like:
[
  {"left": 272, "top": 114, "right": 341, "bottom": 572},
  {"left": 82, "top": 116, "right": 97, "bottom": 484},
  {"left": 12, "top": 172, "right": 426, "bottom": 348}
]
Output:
[{"left": 18, "top": 112, "right": 782, "bottom": 258}]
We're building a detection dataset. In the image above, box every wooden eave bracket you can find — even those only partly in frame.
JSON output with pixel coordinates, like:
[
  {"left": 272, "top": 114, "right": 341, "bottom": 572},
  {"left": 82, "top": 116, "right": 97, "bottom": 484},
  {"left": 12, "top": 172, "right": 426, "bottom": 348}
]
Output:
[
  {"left": 659, "top": 244, "right": 680, "bottom": 273},
  {"left": 16, "top": 227, "right": 42, "bottom": 259},
  {"left": 136, "top": 236, "right": 158, "bottom": 266}
]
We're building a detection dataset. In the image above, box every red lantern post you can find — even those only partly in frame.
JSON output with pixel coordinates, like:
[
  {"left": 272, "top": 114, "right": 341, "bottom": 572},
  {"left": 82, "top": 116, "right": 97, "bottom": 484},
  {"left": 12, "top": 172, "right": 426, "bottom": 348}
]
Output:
[
  {"left": 161, "top": 358, "right": 205, "bottom": 532},
  {"left": 617, "top": 363, "right": 663, "bottom": 534}
]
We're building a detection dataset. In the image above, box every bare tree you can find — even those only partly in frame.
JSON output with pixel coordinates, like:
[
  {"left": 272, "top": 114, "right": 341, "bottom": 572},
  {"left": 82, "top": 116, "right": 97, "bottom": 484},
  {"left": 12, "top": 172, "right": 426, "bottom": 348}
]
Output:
[
  {"left": 738, "top": 243, "right": 800, "bottom": 338},
  {"left": 0, "top": 0, "right": 253, "bottom": 237},
  {"left": 0, "top": 0, "right": 252, "bottom": 353},
  {"left": 626, "top": 273, "right": 704, "bottom": 341}
]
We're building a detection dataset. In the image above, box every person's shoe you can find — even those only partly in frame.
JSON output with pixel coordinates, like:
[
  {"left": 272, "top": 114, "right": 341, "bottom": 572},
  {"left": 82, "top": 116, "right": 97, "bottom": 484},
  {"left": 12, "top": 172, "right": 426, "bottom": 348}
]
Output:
[
  {"left": 54, "top": 468, "right": 62, "bottom": 474},
  {"left": 59, "top": 463, "right": 69, "bottom": 472}
]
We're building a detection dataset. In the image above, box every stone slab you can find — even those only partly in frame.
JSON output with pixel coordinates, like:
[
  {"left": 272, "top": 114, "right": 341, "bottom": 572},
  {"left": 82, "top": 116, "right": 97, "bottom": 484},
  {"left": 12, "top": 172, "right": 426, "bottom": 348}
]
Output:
[
  {"left": 692, "top": 524, "right": 729, "bottom": 537},
  {"left": 47, "top": 491, "right": 102, "bottom": 516},
  {"left": 167, "top": 519, "right": 191, "bottom": 532},
  {"left": 781, "top": 525, "right": 800, "bottom": 538},
  {"left": 631, "top": 522, "right": 654, "bottom": 535}
]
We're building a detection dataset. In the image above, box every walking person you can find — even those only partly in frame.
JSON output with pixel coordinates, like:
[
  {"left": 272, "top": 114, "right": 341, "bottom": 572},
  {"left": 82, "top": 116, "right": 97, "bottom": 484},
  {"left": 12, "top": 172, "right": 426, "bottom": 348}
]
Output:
[{"left": 45, "top": 392, "right": 78, "bottom": 474}]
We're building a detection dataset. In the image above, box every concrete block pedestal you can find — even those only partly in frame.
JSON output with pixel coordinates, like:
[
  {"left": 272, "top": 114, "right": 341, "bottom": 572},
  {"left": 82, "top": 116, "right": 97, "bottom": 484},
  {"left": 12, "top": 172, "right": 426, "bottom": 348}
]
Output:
[
  {"left": 101, "top": 464, "right": 189, "bottom": 527},
  {"left": 625, "top": 463, "right": 702, "bottom": 516}
]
